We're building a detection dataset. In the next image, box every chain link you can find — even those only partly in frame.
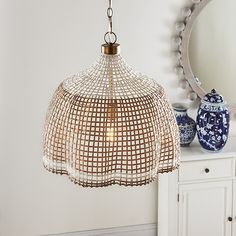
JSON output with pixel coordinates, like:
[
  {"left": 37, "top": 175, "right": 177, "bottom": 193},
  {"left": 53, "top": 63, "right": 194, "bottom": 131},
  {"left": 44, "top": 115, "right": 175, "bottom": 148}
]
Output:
[{"left": 107, "top": 7, "right": 113, "bottom": 33}]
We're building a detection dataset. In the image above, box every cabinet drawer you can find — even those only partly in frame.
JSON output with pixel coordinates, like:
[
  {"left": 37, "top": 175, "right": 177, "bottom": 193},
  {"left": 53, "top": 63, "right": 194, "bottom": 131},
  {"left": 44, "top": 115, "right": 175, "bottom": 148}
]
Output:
[{"left": 179, "top": 158, "right": 235, "bottom": 182}]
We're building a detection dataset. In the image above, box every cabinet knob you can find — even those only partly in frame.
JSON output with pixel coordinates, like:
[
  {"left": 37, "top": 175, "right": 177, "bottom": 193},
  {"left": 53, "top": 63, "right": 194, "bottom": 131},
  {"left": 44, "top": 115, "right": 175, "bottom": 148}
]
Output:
[
  {"left": 228, "top": 217, "right": 233, "bottom": 222},
  {"left": 205, "top": 168, "right": 210, "bottom": 173}
]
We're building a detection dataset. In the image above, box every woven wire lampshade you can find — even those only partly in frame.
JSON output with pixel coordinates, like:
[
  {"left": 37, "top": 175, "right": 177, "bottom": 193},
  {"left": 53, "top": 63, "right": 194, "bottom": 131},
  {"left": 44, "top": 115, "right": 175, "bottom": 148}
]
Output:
[{"left": 43, "top": 2, "right": 180, "bottom": 187}]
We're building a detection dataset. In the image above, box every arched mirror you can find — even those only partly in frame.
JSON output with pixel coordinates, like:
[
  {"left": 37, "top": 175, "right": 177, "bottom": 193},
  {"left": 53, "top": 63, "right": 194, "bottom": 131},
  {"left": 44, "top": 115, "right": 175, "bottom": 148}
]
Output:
[{"left": 175, "top": 0, "right": 236, "bottom": 114}]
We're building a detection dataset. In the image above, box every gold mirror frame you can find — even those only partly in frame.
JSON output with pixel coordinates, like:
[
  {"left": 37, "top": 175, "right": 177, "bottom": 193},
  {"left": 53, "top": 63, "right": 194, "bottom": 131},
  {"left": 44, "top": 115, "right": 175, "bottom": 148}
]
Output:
[{"left": 173, "top": 0, "right": 236, "bottom": 114}]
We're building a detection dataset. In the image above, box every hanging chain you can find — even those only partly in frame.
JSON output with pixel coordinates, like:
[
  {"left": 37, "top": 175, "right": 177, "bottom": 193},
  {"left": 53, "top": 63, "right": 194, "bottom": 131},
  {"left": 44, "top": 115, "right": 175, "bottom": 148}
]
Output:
[{"left": 104, "top": 0, "right": 117, "bottom": 44}]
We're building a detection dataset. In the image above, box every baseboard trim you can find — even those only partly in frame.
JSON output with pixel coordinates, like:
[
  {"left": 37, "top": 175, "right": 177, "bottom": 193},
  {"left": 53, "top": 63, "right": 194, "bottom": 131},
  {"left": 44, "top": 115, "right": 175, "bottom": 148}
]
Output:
[{"left": 48, "top": 223, "right": 157, "bottom": 236}]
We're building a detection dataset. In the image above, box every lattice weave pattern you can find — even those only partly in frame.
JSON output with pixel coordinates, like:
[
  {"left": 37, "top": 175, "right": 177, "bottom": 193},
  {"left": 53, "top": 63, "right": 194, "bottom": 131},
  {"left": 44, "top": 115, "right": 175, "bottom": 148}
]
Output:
[{"left": 43, "top": 54, "right": 180, "bottom": 187}]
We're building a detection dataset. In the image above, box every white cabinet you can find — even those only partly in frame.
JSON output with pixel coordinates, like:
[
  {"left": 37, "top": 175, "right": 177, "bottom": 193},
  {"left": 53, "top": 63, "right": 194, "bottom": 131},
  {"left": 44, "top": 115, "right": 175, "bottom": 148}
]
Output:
[
  {"left": 233, "top": 180, "right": 236, "bottom": 236},
  {"left": 158, "top": 137, "right": 236, "bottom": 236},
  {"left": 179, "top": 181, "right": 232, "bottom": 236}
]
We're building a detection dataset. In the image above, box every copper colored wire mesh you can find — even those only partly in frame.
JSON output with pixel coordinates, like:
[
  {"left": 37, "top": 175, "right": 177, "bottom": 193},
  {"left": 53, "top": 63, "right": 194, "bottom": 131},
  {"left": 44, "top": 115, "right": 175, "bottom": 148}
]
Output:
[{"left": 43, "top": 54, "right": 180, "bottom": 187}]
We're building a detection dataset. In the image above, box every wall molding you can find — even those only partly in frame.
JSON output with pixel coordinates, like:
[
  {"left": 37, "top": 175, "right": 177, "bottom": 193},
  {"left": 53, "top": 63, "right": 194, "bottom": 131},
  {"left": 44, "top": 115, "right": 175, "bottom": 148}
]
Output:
[{"left": 47, "top": 223, "right": 157, "bottom": 236}]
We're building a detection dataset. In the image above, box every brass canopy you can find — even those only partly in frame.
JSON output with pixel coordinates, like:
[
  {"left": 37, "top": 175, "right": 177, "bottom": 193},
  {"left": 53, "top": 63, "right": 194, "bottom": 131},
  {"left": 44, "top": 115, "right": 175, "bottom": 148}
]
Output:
[{"left": 101, "top": 43, "right": 121, "bottom": 55}]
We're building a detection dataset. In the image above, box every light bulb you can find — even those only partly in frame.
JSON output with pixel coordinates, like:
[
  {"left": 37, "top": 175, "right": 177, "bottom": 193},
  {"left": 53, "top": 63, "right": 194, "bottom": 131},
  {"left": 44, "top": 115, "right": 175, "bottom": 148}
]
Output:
[
  {"left": 106, "top": 102, "right": 116, "bottom": 142},
  {"left": 107, "top": 127, "right": 115, "bottom": 142},
  {"left": 106, "top": 62, "right": 116, "bottom": 142}
]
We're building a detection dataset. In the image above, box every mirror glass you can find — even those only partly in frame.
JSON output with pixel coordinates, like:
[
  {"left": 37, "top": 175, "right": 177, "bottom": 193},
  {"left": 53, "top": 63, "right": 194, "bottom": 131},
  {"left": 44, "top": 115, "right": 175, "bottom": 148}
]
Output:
[{"left": 189, "top": 0, "right": 236, "bottom": 104}]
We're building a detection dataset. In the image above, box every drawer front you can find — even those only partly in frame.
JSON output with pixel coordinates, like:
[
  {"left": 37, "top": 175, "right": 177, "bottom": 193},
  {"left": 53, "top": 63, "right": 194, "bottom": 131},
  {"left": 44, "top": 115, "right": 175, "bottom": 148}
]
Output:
[{"left": 179, "top": 158, "right": 235, "bottom": 182}]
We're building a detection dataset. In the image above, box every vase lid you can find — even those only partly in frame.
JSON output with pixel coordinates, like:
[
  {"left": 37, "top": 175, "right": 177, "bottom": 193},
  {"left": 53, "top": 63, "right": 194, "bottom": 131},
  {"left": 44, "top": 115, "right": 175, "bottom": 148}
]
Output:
[{"left": 203, "top": 89, "right": 225, "bottom": 104}]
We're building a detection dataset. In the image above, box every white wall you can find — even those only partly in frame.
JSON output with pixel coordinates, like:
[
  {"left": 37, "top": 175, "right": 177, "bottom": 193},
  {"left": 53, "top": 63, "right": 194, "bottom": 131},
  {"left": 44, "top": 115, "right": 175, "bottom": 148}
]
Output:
[{"left": 0, "top": 0, "right": 186, "bottom": 235}]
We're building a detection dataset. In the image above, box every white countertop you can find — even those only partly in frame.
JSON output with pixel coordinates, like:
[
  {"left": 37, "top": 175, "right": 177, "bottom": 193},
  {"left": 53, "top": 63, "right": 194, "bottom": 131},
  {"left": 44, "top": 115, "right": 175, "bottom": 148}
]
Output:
[{"left": 181, "top": 135, "right": 236, "bottom": 162}]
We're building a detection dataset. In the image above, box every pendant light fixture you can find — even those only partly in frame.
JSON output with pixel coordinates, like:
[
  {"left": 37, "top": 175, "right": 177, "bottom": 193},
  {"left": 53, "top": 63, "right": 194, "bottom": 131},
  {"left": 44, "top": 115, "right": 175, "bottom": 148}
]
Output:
[{"left": 43, "top": 0, "right": 180, "bottom": 187}]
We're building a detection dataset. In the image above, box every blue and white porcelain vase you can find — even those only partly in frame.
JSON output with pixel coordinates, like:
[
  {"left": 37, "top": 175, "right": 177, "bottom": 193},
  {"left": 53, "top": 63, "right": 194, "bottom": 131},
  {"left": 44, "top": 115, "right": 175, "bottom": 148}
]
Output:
[
  {"left": 196, "top": 89, "right": 230, "bottom": 152},
  {"left": 172, "top": 103, "right": 196, "bottom": 147}
]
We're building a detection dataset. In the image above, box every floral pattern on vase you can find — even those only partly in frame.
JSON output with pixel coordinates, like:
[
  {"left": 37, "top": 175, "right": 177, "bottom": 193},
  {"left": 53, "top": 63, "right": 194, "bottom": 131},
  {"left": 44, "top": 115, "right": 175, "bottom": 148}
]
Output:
[
  {"left": 196, "top": 89, "right": 230, "bottom": 152},
  {"left": 172, "top": 103, "right": 196, "bottom": 147}
]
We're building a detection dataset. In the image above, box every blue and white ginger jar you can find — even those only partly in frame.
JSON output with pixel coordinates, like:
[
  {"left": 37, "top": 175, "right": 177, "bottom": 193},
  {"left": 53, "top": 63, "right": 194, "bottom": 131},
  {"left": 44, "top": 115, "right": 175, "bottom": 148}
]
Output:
[
  {"left": 172, "top": 103, "right": 196, "bottom": 147},
  {"left": 196, "top": 89, "right": 230, "bottom": 152}
]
